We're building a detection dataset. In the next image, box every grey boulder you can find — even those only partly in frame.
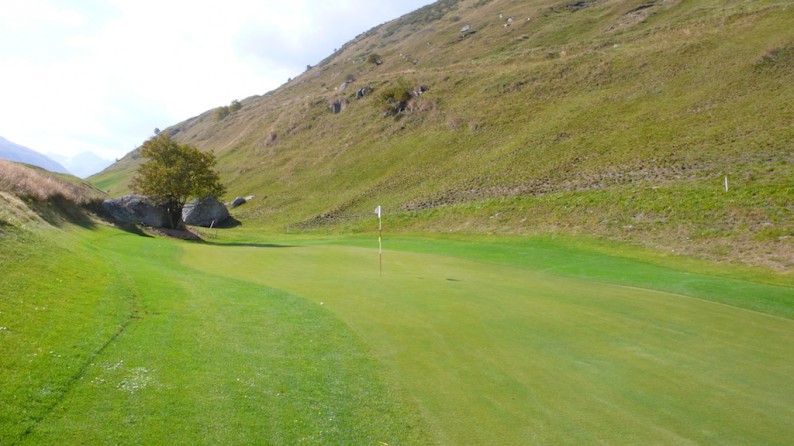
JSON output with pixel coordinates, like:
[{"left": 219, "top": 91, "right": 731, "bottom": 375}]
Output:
[
  {"left": 102, "top": 195, "right": 169, "bottom": 227},
  {"left": 182, "top": 197, "right": 229, "bottom": 227}
]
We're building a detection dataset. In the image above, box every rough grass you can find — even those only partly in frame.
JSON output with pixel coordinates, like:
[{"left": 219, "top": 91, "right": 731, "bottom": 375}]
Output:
[
  {"left": 0, "top": 160, "right": 106, "bottom": 231},
  {"left": 0, "top": 160, "right": 102, "bottom": 205}
]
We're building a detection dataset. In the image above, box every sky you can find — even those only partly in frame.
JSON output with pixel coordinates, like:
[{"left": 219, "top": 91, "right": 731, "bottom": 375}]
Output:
[{"left": 0, "top": 0, "right": 433, "bottom": 160}]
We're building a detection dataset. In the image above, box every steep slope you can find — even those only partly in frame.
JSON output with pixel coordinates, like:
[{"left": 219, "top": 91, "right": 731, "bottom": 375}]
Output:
[
  {"left": 0, "top": 159, "right": 105, "bottom": 230},
  {"left": 0, "top": 136, "right": 70, "bottom": 175},
  {"left": 92, "top": 0, "right": 794, "bottom": 269}
]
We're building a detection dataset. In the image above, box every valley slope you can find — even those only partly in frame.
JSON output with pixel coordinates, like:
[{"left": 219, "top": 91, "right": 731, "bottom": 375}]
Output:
[{"left": 91, "top": 0, "right": 794, "bottom": 270}]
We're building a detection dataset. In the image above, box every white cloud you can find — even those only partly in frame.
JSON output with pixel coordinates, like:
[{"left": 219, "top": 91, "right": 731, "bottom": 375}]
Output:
[
  {"left": 0, "top": 0, "right": 87, "bottom": 31},
  {"left": 0, "top": 0, "right": 432, "bottom": 160}
]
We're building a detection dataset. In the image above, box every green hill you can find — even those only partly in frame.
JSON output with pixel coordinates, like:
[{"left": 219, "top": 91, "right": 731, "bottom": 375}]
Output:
[{"left": 91, "top": 0, "right": 794, "bottom": 271}]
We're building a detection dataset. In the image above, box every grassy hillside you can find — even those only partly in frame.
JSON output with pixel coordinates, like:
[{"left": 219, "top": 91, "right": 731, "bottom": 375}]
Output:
[
  {"left": 0, "top": 159, "right": 105, "bottom": 230},
  {"left": 91, "top": 0, "right": 794, "bottom": 270}
]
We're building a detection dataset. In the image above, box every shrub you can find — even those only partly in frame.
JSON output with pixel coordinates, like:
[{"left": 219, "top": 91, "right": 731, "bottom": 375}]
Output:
[
  {"left": 377, "top": 78, "right": 414, "bottom": 116},
  {"left": 214, "top": 106, "right": 230, "bottom": 121},
  {"left": 367, "top": 53, "right": 383, "bottom": 65}
]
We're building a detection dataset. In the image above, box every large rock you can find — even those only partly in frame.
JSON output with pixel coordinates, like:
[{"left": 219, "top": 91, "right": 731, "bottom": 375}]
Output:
[
  {"left": 102, "top": 195, "right": 169, "bottom": 227},
  {"left": 231, "top": 196, "right": 247, "bottom": 208},
  {"left": 182, "top": 197, "right": 229, "bottom": 227}
]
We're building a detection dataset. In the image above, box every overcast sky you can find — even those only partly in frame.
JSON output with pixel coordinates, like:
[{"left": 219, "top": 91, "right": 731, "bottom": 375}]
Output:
[{"left": 0, "top": 0, "right": 433, "bottom": 160}]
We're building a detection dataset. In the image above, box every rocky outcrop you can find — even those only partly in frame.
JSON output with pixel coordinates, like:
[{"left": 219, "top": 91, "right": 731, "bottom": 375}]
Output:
[
  {"left": 330, "top": 98, "right": 347, "bottom": 114},
  {"left": 102, "top": 195, "right": 169, "bottom": 227},
  {"left": 182, "top": 197, "right": 229, "bottom": 227}
]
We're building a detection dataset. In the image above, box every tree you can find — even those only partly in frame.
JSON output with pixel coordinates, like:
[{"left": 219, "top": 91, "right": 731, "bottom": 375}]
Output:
[{"left": 130, "top": 134, "right": 225, "bottom": 229}]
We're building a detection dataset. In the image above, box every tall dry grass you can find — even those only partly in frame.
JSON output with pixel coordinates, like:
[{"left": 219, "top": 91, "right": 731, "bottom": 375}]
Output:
[{"left": 0, "top": 159, "right": 102, "bottom": 204}]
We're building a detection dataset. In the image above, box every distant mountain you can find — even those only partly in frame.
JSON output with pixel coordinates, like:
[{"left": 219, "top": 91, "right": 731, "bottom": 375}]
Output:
[
  {"left": 48, "top": 151, "right": 114, "bottom": 179},
  {"left": 0, "top": 136, "right": 70, "bottom": 175}
]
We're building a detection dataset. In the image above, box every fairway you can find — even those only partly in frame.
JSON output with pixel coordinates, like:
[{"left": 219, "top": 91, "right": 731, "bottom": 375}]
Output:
[{"left": 2, "top": 228, "right": 793, "bottom": 445}]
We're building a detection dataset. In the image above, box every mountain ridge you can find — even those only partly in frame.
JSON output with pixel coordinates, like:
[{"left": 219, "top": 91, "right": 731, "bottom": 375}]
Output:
[
  {"left": 0, "top": 136, "right": 70, "bottom": 175},
  {"left": 48, "top": 151, "right": 114, "bottom": 179}
]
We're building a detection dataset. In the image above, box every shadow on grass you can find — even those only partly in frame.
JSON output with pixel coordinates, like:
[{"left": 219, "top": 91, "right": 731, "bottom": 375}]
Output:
[
  {"left": 193, "top": 217, "right": 296, "bottom": 248},
  {"left": 83, "top": 200, "right": 156, "bottom": 238},
  {"left": 216, "top": 217, "right": 242, "bottom": 229},
  {"left": 116, "top": 224, "right": 154, "bottom": 237},
  {"left": 30, "top": 196, "right": 101, "bottom": 230},
  {"left": 203, "top": 241, "right": 297, "bottom": 249}
]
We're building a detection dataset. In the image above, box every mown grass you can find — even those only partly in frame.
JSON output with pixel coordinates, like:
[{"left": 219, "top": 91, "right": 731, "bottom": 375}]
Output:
[
  {"left": 2, "top": 217, "right": 793, "bottom": 444},
  {"left": 1, "top": 227, "right": 428, "bottom": 445},
  {"left": 0, "top": 228, "right": 133, "bottom": 442},
  {"left": 184, "top": 230, "right": 794, "bottom": 445}
]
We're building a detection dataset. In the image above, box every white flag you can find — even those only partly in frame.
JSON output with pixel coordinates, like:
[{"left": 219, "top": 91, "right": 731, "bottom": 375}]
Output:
[{"left": 374, "top": 205, "right": 381, "bottom": 218}]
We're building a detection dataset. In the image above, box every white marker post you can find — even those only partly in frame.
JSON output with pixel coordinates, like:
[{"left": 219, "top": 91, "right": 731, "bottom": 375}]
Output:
[
  {"left": 724, "top": 176, "right": 729, "bottom": 192},
  {"left": 375, "top": 205, "right": 382, "bottom": 276}
]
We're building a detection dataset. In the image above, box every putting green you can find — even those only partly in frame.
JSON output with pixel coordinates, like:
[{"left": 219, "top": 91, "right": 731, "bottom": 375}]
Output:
[{"left": 183, "top": 238, "right": 794, "bottom": 445}]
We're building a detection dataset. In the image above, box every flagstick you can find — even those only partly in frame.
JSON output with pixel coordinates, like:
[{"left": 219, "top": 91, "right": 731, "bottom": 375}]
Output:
[
  {"left": 375, "top": 205, "right": 383, "bottom": 276},
  {"left": 378, "top": 211, "right": 383, "bottom": 276}
]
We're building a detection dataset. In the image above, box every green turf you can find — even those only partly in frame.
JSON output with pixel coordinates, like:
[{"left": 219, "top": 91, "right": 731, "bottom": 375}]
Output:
[
  {"left": 2, "top": 224, "right": 793, "bottom": 444},
  {"left": 183, "top": 233, "right": 794, "bottom": 445},
  {"left": 1, "top": 228, "right": 428, "bottom": 445}
]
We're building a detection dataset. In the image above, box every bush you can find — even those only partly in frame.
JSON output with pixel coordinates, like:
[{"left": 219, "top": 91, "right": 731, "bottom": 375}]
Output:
[
  {"left": 377, "top": 78, "right": 414, "bottom": 116},
  {"left": 367, "top": 53, "right": 383, "bottom": 65},
  {"left": 215, "top": 100, "right": 242, "bottom": 121},
  {"left": 214, "top": 106, "right": 230, "bottom": 121}
]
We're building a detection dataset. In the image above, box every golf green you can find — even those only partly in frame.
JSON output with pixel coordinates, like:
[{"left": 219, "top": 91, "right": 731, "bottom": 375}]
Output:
[{"left": 183, "top": 237, "right": 794, "bottom": 445}]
